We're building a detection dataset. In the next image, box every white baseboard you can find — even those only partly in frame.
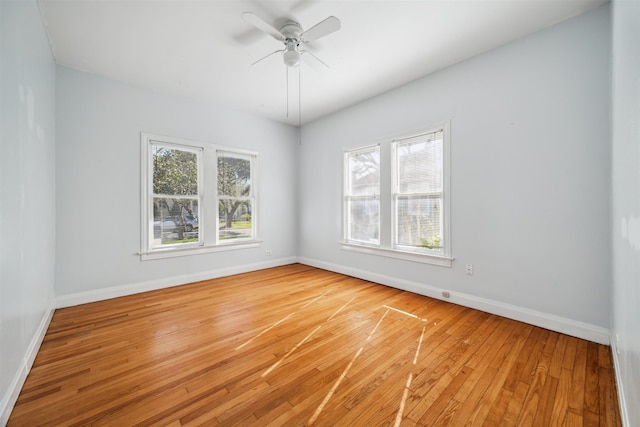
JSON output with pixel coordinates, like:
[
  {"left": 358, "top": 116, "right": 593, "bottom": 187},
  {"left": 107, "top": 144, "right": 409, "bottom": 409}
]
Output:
[
  {"left": 610, "top": 334, "right": 630, "bottom": 426},
  {"left": 298, "top": 257, "right": 611, "bottom": 345},
  {"left": 0, "top": 306, "right": 55, "bottom": 426},
  {"left": 55, "top": 257, "right": 298, "bottom": 308}
]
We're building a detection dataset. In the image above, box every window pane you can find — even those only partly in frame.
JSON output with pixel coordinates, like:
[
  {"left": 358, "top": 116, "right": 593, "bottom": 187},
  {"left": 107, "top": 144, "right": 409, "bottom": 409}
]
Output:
[
  {"left": 153, "top": 146, "right": 198, "bottom": 196},
  {"left": 348, "top": 197, "right": 379, "bottom": 244},
  {"left": 396, "top": 196, "right": 442, "bottom": 251},
  {"left": 218, "top": 153, "right": 251, "bottom": 197},
  {"left": 348, "top": 148, "right": 380, "bottom": 196},
  {"left": 218, "top": 199, "right": 253, "bottom": 241},
  {"left": 397, "top": 136, "right": 442, "bottom": 194},
  {"left": 153, "top": 197, "right": 199, "bottom": 246}
]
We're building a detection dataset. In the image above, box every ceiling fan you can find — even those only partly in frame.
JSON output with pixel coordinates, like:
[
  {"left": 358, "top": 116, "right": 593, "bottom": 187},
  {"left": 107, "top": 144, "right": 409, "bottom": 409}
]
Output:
[
  {"left": 242, "top": 12, "right": 341, "bottom": 124},
  {"left": 242, "top": 12, "right": 341, "bottom": 68}
]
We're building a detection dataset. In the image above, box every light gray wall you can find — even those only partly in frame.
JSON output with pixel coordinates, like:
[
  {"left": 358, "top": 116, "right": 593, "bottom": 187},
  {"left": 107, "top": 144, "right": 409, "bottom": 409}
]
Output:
[
  {"left": 299, "top": 6, "right": 611, "bottom": 332},
  {"left": 54, "top": 67, "right": 299, "bottom": 299},
  {"left": 611, "top": 0, "right": 640, "bottom": 424},
  {"left": 0, "top": 0, "right": 57, "bottom": 422}
]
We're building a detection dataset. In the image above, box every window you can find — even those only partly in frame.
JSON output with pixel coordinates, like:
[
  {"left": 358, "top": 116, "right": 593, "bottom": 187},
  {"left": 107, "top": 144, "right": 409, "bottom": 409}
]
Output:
[
  {"left": 394, "top": 130, "right": 444, "bottom": 254},
  {"left": 141, "top": 133, "right": 259, "bottom": 259},
  {"left": 343, "top": 124, "right": 451, "bottom": 266},
  {"left": 151, "top": 143, "right": 202, "bottom": 248},
  {"left": 344, "top": 145, "right": 380, "bottom": 245},
  {"left": 217, "top": 150, "right": 255, "bottom": 243}
]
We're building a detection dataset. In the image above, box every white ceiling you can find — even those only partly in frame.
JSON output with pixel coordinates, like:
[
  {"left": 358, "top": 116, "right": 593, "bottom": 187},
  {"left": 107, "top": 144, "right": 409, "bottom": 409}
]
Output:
[{"left": 38, "top": 0, "right": 608, "bottom": 126}]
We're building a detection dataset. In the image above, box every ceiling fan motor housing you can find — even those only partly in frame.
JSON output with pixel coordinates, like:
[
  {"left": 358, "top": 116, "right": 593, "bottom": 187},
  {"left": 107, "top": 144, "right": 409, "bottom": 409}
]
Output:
[
  {"left": 280, "top": 21, "right": 303, "bottom": 41},
  {"left": 281, "top": 22, "right": 303, "bottom": 67}
]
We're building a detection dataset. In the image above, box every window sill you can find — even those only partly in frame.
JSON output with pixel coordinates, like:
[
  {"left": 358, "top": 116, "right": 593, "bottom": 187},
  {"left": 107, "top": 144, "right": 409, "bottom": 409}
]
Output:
[
  {"left": 340, "top": 242, "right": 453, "bottom": 267},
  {"left": 140, "top": 240, "right": 262, "bottom": 260}
]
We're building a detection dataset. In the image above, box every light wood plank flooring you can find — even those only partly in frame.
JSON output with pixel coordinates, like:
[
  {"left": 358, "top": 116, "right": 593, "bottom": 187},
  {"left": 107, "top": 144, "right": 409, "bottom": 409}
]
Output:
[{"left": 9, "top": 264, "right": 621, "bottom": 426}]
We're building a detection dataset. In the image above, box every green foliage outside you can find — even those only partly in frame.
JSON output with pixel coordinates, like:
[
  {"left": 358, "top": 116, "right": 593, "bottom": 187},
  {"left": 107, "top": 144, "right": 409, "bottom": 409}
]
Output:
[
  {"left": 153, "top": 146, "right": 198, "bottom": 241},
  {"left": 420, "top": 236, "right": 441, "bottom": 250},
  {"left": 218, "top": 155, "right": 251, "bottom": 229},
  {"left": 153, "top": 146, "right": 254, "bottom": 243},
  {"left": 419, "top": 216, "right": 441, "bottom": 251},
  {"left": 153, "top": 147, "right": 198, "bottom": 196},
  {"left": 230, "top": 221, "right": 251, "bottom": 229}
]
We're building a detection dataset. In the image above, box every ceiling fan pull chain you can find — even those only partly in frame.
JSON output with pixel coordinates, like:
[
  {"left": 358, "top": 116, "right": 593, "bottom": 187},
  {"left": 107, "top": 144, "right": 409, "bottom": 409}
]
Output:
[
  {"left": 299, "top": 64, "right": 302, "bottom": 136},
  {"left": 286, "top": 66, "right": 290, "bottom": 118}
]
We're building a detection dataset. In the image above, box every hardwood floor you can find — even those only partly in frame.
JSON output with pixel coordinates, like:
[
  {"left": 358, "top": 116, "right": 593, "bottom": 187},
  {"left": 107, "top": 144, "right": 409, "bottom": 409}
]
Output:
[{"left": 9, "top": 264, "right": 621, "bottom": 426}]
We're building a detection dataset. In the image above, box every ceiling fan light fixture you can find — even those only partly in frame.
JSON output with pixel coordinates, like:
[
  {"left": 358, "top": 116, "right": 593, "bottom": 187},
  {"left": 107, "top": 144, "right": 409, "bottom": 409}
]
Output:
[{"left": 283, "top": 49, "right": 300, "bottom": 67}]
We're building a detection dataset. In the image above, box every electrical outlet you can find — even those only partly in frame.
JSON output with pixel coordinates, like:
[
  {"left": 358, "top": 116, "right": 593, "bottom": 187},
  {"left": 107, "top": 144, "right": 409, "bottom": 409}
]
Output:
[
  {"left": 265, "top": 250, "right": 272, "bottom": 256},
  {"left": 442, "top": 291, "right": 450, "bottom": 298},
  {"left": 465, "top": 264, "right": 473, "bottom": 275}
]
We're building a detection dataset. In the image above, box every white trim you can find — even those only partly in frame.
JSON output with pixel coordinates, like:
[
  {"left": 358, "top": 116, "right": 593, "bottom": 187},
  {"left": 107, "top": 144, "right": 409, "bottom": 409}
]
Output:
[
  {"left": 55, "top": 257, "right": 298, "bottom": 308},
  {"left": 342, "top": 122, "right": 452, "bottom": 261},
  {"left": 215, "top": 149, "right": 259, "bottom": 245},
  {"left": 341, "top": 242, "right": 453, "bottom": 267},
  {"left": 140, "top": 240, "right": 262, "bottom": 260},
  {"left": 140, "top": 132, "right": 260, "bottom": 259},
  {"left": 297, "top": 256, "right": 610, "bottom": 345},
  {"left": 391, "top": 123, "right": 451, "bottom": 259},
  {"left": 0, "top": 306, "right": 55, "bottom": 426},
  {"left": 342, "top": 144, "right": 381, "bottom": 246},
  {"left": 610, "top": 334, "right": 630, "bottom": 427}
]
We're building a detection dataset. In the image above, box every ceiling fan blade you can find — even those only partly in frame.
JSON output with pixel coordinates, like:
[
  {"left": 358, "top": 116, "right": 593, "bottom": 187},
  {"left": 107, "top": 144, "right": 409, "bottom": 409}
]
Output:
[
  {"left": 301, "top": 50, "right": 329, "bottom": 68},
  {"left": 301, "top": 16, "right": 340, "bottom": 42},
  {"left": 242, "top": 12, "right": 284, "bottom": 42},
  {"left": 252, "top": 49, "right": 285, "bottom": 66}
]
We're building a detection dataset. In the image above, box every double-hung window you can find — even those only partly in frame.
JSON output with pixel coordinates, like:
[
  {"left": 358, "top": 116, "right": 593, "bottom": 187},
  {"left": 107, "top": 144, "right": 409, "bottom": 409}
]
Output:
[
  {"left": 217, "top": 150, "right": 255, "bottom": 242},
  {"left": 141, "top": 133, "right": 259, "bottom": 259},
  {"left": 393, "top": 130, "right": 445, "bottom": 255},
  {"left": 344, "top": 145, "right": 380, "bottom": 245},
  {"left": 343, "top": 124, "right": 451, "bottom": 266},
  {"left": 150, "top": 142, "right": 202, "bottom": 248}
]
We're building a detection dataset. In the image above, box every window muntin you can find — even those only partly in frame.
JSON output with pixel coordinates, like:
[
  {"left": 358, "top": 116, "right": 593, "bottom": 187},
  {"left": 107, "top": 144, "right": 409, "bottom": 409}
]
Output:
[
  {"left": 393, "top": 130, "right": 444, "bottom": 255},
  {"left": 141, "top": 133, "right": 259, "bottom": 258},
  {"left": 217, "top": 150, "right": 256, "bottom": 243},
  {"left": 344, "top": 146, "right": 380, "bottom": 245}
]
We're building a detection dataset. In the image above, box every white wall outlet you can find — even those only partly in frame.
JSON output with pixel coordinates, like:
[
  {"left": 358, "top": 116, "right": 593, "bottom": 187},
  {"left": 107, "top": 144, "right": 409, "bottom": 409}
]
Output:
[
  {"left": 265, "top": 250, "right": 272, "bottom": 256},
  {"left": 465, "top": 264, "right": 473, "bottom": 275},
  {"left": 442, "top": 291, "right": 450, "bottom": 298}
]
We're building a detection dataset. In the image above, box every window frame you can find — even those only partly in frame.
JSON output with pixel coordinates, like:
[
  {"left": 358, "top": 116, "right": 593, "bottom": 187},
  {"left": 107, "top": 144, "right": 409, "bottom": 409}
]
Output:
[
  {"left": 392, "top": 129, "right": 446, "bottom": 255},
  {"left": 140, "top": 133, "right": 260, "bottom": 260},
  {"left": 343, "top": 144, "right": 381, "bottom": 246},
  {"left": 341, "top": 122, "right": 452, "bottom": 267},
  {"left": 216, "top": 149, "right": 258, "bottom": 245}
]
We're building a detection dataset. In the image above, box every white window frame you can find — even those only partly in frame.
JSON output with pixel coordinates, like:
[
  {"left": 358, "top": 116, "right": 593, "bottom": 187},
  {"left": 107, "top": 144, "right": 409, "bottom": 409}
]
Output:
[
  {"left": 341, "top": 122, "right": 452, "bottom": 267},
  {"left": 392, "top": 129, "right": 447, "bottom": 255},
  {"left": 216, "top": 149, "right": 258, "bottom": 245},
  {"left": 147, "top": 141, "right": 203, "bottom": 251},
  {"left": 343, "top": 144, "right": 381, "bottom": 246},
  {"left": 140, "top": 133, "right": 260, "bottom": 260}
]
